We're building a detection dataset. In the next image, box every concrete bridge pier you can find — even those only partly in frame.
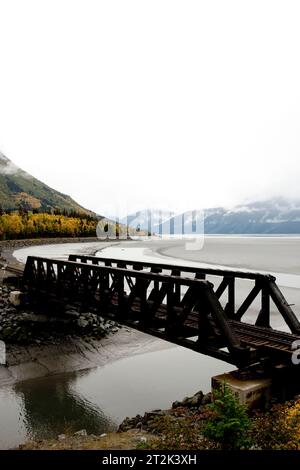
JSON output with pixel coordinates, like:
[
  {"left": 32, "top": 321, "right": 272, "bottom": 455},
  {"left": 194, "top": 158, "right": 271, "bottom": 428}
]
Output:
[{"left": 212, "top": 366, "right": 300, "bottom": 409}]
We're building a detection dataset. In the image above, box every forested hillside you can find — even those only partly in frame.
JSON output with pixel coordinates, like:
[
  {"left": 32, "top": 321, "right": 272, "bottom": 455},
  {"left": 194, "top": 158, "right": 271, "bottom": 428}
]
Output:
[{"left": 0, "top": 210, "right": 99, "bottom": 240}]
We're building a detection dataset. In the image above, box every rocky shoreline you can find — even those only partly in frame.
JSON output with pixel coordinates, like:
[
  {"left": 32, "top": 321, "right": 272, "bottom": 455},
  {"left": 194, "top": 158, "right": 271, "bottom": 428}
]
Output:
[
  {"left": 0, "top": 279, "right": 163, "bottom": 387},
  {"left": 118, "top": 389, "right": 212, "bottom": 433},
  {"left": 0, "top": 236, "right": 123, "bottom": 350},
  {"left": 18, "top": 388, "right": 213, "bottom": 450},
  {"left": 0, "top": 237, "right": 159, "bottom": 388},
  {"left": 19, "top": 387, "right": 300, "bottom": 450},
  {"left": 0, "top": 236, "right": 103, "bottom": 252},
  {"left": 0, "top": 283, "right": 119, "bottom": 344},
  {"left": 0, "top": 279, "right": 118, "bottom": 386}
]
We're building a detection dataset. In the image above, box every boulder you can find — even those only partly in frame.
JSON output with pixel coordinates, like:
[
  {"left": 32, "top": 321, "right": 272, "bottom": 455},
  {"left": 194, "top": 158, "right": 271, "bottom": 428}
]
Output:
[
  {"left": 172, "top": 390, "right": 204, "bottom": 409},
  {"left": 77, "top": 318, "right": 89, "bottom": 329},
  {"left": 74, "top": 429, "right": 87, "bottom": 437},
  {"left": 17, "top": 313, "right": 48, "bottom": 323},
  {"left": 9, "top": 291, "right": 23, "bottom": 307},
  {"left": 65, "top": 309, "right": 80, "bottom": 318},
  {"left": 202, "top": 392, "right": 212, "bottom": 406}
]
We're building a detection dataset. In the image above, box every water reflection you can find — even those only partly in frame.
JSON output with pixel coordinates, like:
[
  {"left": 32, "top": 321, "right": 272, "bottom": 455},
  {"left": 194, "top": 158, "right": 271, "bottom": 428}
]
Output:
[
  {"left": 14, "top": 370, "right": 117, "bottom": 440},
  {"left": 0, "top": 343, "right": 232, "bottom": 449}
]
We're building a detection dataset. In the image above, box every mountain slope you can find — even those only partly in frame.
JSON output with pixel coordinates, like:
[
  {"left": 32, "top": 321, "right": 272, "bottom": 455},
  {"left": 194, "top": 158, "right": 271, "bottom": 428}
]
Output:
[
  {"left": 132, "top": 198, "right": 300, "bottom": 235},
  {"left": 0, "top": 152, "right": 95, "bottom": 215},
  {"left": 120, "top": 209, "right": 175, "bottom": 232},
  {"left": 203, "top": 198, "right": 300, "bottom": 234}
]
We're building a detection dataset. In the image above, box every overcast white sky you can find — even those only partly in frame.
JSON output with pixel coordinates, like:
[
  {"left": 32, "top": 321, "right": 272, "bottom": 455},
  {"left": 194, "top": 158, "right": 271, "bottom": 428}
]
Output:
[{"left": 0, "top": 0, "right": 300, "bottom": 216}]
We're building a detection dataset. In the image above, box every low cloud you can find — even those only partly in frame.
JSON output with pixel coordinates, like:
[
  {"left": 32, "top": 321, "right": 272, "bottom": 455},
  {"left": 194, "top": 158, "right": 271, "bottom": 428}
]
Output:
[{"left": 0, "top": 152, "right": 32, "bottom": 179}]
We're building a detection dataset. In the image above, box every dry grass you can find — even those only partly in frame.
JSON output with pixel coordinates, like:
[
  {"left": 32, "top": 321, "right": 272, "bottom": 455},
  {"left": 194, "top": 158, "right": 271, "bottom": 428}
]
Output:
[{"left": 19, "top": 430, "right": 158, "bottom": 451}]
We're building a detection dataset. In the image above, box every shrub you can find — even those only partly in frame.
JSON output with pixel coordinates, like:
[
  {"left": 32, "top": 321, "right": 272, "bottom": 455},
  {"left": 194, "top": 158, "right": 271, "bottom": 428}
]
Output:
[
  {"left": 251, "top": 398, "right": 300, "bottom": 449},
  {"left": 146, "top": 414, "right": 214, "bottom": 450},
  {"left": 203, "top": 382, "right": 252, "bottom": 450}
]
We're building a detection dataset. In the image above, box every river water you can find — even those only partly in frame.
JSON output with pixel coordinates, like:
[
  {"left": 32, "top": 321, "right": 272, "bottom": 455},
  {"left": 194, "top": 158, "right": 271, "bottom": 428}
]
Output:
[{"left": 1, "top": 236, "right": 300, "bottom": 448}]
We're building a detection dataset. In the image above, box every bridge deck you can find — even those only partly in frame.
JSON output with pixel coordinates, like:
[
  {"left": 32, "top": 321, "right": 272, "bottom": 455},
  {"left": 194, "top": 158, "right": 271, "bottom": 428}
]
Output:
[{"left": 109, "top": 292, "right": 299, "bottom": 353}]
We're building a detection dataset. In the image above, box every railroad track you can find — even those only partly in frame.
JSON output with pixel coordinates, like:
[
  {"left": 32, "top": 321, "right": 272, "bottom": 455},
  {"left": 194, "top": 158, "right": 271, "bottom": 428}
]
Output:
[
  {"left": 0, "top": 263, "right": 24, "bottom": 277},
  {"left": 184, "top": 309, "right": 299, "bottom": 353},
  {"left": 230, "top": 320, "right": 299, "bottom": 352},
  {"left": 119, "top": 296, "right": 299, "bottom": 355}
]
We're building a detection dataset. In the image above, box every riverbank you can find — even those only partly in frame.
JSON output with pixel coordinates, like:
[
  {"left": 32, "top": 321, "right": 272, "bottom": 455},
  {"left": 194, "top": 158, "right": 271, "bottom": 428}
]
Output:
[
  {"left": 0, "top": 235, "right": 102, "bottom": 251},
  {"left": 17, "top": 388, "right": 213, "bottom": 450},
  {"left": 0, "top": 237, "right": 161, "bottom": 387},
  {"left": 18, "top": 390, "right": 300, "bottom": 450},
  {"left": 0, "top": 281, "right": 163, "bottom": 387},
  {"left": 0, "top": 325, "right": 163, "bottom": 387},
  {"left": 0, "top": 236, "right": 120, "bottom": 270}
]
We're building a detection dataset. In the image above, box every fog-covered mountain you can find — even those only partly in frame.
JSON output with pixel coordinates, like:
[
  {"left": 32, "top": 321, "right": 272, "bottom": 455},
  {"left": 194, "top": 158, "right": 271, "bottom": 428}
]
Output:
[
  {"left": 0, "top": 152, "right": 95, "bottom": 215},
  {"left": 125, "top": 199, "right": 300, "bottom": 234},
  {"left": 120, "top": 209, "right": 175, "bottom": 233},
  {"left": 203, "top": 198, "right": 300, "bottom": 234}
]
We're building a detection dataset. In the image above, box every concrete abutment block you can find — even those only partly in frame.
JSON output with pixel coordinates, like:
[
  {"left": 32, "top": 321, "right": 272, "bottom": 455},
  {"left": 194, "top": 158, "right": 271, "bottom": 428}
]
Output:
[
  {"left": 212, "top": 370, "right": 272, "bottom": 409},
  {"left": 9, "top": 290, "right": 24, "bottom": 307}
]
